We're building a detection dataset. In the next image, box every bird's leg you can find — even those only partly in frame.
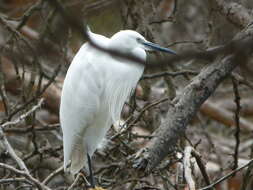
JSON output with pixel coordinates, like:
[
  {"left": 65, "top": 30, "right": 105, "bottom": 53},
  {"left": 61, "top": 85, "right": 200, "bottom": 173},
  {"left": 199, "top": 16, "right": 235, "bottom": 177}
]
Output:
[{"left": 87, "top": 153, "right": 95, "bottom": 188}]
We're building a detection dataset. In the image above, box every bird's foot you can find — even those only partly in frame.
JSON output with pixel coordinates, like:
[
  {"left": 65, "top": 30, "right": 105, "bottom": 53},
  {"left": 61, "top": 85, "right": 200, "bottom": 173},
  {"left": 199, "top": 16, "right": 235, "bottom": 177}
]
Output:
[{"left": 87, "top": 153, "right": 95, "bottom": 188}]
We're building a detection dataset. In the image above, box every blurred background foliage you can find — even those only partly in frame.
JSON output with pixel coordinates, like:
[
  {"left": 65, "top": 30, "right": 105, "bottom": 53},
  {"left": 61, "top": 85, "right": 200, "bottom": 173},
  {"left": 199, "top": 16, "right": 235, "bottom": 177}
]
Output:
[{"left": 0, "top": 0, "right": 253, "bottom": 190}]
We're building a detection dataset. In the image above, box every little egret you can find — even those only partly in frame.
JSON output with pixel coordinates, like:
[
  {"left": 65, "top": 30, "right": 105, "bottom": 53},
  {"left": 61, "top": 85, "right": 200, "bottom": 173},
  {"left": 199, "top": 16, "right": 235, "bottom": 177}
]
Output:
[{"left": 60, "top": 28, "right": 176, "bottom": 187}]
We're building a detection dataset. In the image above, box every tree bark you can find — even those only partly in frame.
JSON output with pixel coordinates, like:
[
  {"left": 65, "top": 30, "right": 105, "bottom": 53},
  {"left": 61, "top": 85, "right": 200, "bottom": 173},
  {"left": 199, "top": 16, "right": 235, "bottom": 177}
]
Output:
[{"left": 135, "top": 24, "right": 253, "bottom": 172}]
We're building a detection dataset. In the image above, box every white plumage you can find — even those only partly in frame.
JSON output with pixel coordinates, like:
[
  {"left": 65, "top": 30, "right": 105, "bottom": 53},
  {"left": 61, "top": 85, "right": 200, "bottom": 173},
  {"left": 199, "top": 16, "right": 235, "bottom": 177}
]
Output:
[
  {"left": 60, "top": 29, "right": 176, "bottom": 174},
  {"left": 60, "top": 30, "right": 145, "bottom": 174}
]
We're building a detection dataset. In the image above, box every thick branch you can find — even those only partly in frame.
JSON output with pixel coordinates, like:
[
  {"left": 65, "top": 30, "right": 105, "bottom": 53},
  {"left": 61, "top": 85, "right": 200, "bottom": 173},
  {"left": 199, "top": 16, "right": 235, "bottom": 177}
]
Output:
[
  {"left": 134, "top": 17, "right": 253, "bottom": 172},
  {"left": 211, "top": 0, "right": 252, "bottom": 28},
  {"left": 137, "top": 54, "right": 238, "bottom": 172}
]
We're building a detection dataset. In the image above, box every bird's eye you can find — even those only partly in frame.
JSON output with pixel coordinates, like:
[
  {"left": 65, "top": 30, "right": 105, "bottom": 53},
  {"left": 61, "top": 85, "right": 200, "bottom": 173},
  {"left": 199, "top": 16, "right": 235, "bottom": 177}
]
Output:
[{"left": 136, "top": 38, "right": 142, "bottom": 42}]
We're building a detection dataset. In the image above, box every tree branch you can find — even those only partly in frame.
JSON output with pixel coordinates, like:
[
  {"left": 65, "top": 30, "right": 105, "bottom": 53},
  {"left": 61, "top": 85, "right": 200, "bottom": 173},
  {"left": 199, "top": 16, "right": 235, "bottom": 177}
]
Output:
[
  {"left": 211, "top": 0, "right": 252, "bottom": 29},
  {"left": 135, "top": 54, "right": 238, "bottom": 172},
  {"left": 134, "top": 24, "right": 253, "bottom": 172},
  {"left": 0, "top": 163, "right": 52, "bottom": 190},
  {"left": 0, "top": 127, "right": 29, "bottom": 173},
  {"left": 199, "top": 159, "right": 253, "bottom": 190}
]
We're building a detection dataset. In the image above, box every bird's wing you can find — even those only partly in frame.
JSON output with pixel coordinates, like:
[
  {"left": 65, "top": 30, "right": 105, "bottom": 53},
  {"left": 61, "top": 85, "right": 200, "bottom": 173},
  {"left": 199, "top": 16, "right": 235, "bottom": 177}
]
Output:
[
  {"left": 103, "top": 48, "right": 145, "bottom": 124},
  {"left": 60, "top": 34, "right": 109, "bottom": 172}
]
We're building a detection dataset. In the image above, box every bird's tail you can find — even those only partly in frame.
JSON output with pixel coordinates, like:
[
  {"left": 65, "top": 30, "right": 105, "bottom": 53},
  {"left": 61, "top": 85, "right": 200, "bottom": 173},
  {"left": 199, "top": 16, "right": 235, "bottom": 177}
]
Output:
[
  {"left": 63, "top": 135, "right": 88, "bottom": 174},
  {"left": 70, "top": 144, "right": 87, "bottom": 174}
]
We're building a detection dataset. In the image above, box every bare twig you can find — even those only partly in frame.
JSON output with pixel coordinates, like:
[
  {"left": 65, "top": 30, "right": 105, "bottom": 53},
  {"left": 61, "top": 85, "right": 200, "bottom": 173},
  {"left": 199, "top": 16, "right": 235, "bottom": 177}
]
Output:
[
  {"left": 240, "top": 145, "right": 253, "bottom": 190},
  {"left": 0, "top": 66, "right": 9, "bottom": 116},
  {"left": 0, "top": 163, "right": 52, "bottom": 190},
  {"left": 167, "top": 40, "right": 203, "bottom": 47},
  {"left": 111, "top": 97, "right": 169, "bottom": 140},
  {"left": 4, "top": 123, "right": 60, "bottom": 133},
  {"left": 0, "top": 127, "right": 29, "bottom": 173},
  {"left": 183, "top": 146, "right": 196, "bottom": 190},
  {"left": 0, "top": 15, "right": 37, "bottom": 57},
  {"left": 16, "top": 0, "right": 44, "bottom": 30},
  {"left": 191, "top": 149, "right": 211, "bottom": 187},
  {"left": 142, "top": 70, "right": 198, "bottom": 80},
  {"left": 67, "top": 173, "right": 82, "bottom": 190},
  {"left": 42, "top": 165, "right": 64, "bottom": 185},
  {"left": 232, "top": 73, "right": 253, "bottom": 91},
  {"left": 0, "top": 99, "right": 43, "bottom": 176},
  {"left": 1, "top": 98, "right": 44, "bottom": 128},
  {"left": 149, "top": 18, "right": 174, "bottom": 24},
  {"left": 231, "top": 77, "right": 241, "bottom": 170},
  {"left": 199, "top": 159, "right": 253, "bottom": 190},
  {"left": 0, "top": 177, "right": 32, "bottom": 185},
  {"left": 82, "top": 0, "right": 117, "bottom": 15}
]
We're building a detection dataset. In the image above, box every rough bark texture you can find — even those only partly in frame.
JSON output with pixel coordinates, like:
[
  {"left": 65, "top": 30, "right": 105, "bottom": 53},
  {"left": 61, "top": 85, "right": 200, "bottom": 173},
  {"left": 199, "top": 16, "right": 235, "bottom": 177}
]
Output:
[
  {"left": 136, "top": 24, "right": 253, "bottom": 172},
  {"left": 211, "top": 0, "right": 253, "bottom": 29},
  {"left": 140, "top": 55, "right": 237, "bottom": 172}
]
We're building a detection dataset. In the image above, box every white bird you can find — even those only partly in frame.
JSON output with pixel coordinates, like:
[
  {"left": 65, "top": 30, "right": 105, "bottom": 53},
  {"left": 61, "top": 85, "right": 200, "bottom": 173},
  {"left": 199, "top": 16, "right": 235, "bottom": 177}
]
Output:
[{"left": 60, "top": 28, "right": 176, "bottom": 187}]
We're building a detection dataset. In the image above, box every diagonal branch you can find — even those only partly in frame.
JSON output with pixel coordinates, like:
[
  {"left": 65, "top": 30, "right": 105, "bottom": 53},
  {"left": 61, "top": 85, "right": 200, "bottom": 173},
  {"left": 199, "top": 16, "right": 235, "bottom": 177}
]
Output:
[
  {"left": 0, "top": 163, "right": 52, "bottom": 190},
  {"left": 210, "top": 0, "right": 252, "bottom": 29},
  {"left": 1, "top": 98, "right": 44, "bottom": 128},
  {"left": 135, "top": 54, "right": 239, "bottom": 172},
  {"left": 199, "top": 159, "right": 253, "bottom": 190},
  {"left": 134, "top": 25, "right": 253, "bottom": 172},
  {"left": 0, "top": 127, "right": 29, "bottom": 173}
]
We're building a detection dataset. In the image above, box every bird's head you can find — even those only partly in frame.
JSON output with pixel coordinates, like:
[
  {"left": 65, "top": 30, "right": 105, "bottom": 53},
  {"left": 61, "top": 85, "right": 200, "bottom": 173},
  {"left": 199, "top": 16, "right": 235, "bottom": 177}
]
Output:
[{"left": 109, "top": 30, "right": 176, "bottom": 55}]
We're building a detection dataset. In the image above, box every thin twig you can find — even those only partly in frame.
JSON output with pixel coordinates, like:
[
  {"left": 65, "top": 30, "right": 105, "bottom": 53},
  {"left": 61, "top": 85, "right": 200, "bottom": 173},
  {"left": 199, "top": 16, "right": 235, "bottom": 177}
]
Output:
[
  {"left": 67, "top": 173, "right": 82, "bottom": 190},
  {"left": 191, "top": 149, "right": 212, "bottom": 187},
  {"left": 199, "top": 159, "right": 253, "bottom": 190},
  {"left": 42, "top": 165, "right": 64, "bottom": 185},
  {"left": 0, "top": 127, "right": 29, "bottom": 173},
  {"left": 142, "top": 70, "right": 198, "bottom": 80},
  {"left": 167, "top": 40, "right": 203, "bottom": 47},
  {"left": 1, "top": 98, "right": 44, "bottom": 128},
  {"left": 0, "top": 15, "right": 38, "bottom": 57},
  {"left": 232, "top": 73, "right": 253, "bottom": 91},
  {"left": 7, "top": 62, "right": 60, "bottom": 121},
  {"left": 0, "top": 163, "right": 52, "bottom": 190},
  {"left": 111, "top": 97, "right": 169, "bottom": 140},
  {"left": 0, "top": 75, "right": 9, "bottom": 116},
  {"left": 231, "top": 77, "right": 241, "bottom": 170},
  {"left": 240, "top": 144, "right": 253, "bottom": 190},
  {"left": 183, "top": 146, "right": 196, "bottom": 190},
  {"left": 16, "top": 0, "right": 44, "bottom": 30},
  {"left": 4, "top": 123, "right": 60, "bottom": 133},
  {"left": 0, "top": 177, "right": 32, "bottom": 185},
  {"left": 130, "top": 98, "right": 169, "bottom": 126},
  {"left": 0, "top": 100, "right": 43, "bottom": 175}
]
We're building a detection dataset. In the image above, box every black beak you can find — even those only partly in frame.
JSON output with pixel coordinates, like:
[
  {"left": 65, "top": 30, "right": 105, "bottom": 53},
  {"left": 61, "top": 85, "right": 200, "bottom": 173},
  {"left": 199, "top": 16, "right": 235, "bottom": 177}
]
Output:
[{"left": 142, "top": 41, "right": 177, "bottom": 55}]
